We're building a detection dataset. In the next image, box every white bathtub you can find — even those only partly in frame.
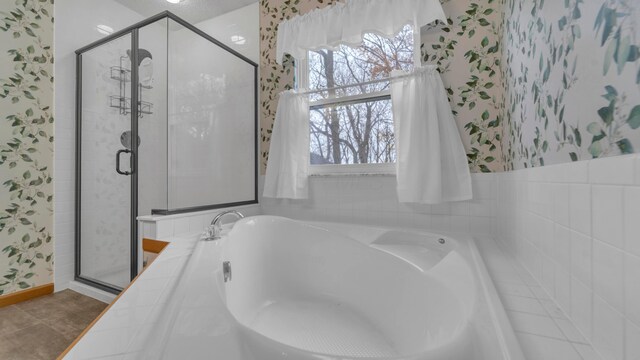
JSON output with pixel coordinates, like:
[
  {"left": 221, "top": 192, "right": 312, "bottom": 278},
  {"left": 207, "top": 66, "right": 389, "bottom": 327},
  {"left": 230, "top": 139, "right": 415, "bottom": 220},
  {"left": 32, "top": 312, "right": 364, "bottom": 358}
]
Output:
[{"left": 147, "top": 216, "right": 525, "bottom": 360}]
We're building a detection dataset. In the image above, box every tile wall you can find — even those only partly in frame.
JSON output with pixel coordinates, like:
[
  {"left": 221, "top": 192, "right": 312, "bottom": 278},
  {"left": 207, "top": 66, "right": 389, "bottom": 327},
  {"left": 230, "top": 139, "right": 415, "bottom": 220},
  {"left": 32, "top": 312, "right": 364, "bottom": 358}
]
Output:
[
  {"left": 260, "top": 174, "right": 497, "bottom": 234},
  {"left": 138, "top": 204, "right": 263, "bottom": 241},
  {"left": 496, "top": 154, "right": 640, "bottom": 360},
  {"left": 130, "top": 156, "right": 640, "bottom": 360}
]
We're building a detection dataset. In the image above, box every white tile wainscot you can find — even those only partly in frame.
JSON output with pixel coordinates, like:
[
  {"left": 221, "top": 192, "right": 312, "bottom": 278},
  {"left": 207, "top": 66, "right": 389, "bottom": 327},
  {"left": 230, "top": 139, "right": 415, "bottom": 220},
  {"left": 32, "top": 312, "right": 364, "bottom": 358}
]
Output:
[
  {"left": 58, "top": 155, "right": 640, "bottom": 360},
  {"left": 138, "top": 204, "right": 262, "bottom": 244},
  {"left": 496, "top": 154, "right": 640, "bottom": 360},
  {"left": 260, "top": 173, "right": 497, "bottom": 235},
  {"left": 259, "top": 171, "right": 613, "bottom": 359}
]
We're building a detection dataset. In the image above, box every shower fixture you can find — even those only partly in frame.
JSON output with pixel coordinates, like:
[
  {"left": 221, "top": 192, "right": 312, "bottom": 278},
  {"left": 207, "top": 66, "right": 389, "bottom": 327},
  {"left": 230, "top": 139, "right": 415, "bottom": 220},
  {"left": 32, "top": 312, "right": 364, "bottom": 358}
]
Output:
[
  {"left": 126, "top": 49, "right": 152, "bottom": 64},
  {"left": 109, "top": 49, "right": 154, "bottom": 116},
  {"left": 128, "top": 49, "right": 154, "bottom": 89},
  {"left": 120, "top": 130, "right": 141, "bottom": 150}
]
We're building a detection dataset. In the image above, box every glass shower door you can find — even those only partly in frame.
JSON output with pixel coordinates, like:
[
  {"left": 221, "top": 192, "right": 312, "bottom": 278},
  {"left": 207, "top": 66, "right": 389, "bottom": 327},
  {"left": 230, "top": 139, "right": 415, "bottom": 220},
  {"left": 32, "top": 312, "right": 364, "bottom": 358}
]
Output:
[{"left": 77, "top": 32, "right": 136, "bottom": 292}]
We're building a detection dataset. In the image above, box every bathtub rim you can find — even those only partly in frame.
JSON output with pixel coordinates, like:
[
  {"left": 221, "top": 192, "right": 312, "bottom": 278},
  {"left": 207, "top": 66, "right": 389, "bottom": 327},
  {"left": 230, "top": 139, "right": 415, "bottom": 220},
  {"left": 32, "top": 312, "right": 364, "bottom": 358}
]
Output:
[
  {"left": 308, "top": 218, "right": 526, "bottom": 360},
  {"left": 220, "top": 216, "right": 472, "bottom": 358},
  {"left": 218, "top": 215, "right": 525, "bottom": 360}
]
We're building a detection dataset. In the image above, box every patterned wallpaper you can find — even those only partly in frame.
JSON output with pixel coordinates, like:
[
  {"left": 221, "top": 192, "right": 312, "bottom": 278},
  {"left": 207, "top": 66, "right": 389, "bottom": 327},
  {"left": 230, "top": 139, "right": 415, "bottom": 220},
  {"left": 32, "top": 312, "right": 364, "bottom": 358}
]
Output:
[
  {"left": 259, "top": 0, "right": 336, "bottom": 173},
  {"left": 260, "top": 0, "right": 640, "bottom": 174},
  {"left": 259, "top": 0, "right": 506, "bottom": 174},
  {"left": 0, "top": 0, "right": 54, "bottom": 296},
  {"left": 502, "top": 0, "right": 640, "bottom": 169},
  {"left": 422, "top": 0, "right": 505, "bottom": 172}
]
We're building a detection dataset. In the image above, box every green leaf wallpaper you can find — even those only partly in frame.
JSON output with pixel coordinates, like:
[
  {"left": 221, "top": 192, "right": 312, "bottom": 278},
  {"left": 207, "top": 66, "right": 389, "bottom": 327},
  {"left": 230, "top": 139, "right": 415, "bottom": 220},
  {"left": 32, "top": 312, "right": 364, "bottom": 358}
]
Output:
[
  {"left": 421, "top": 0, "right": 505, "bottom": 173},
  {"left": 259, "top": 0, "right": 340, "bottom": 174},
  {"left": 260, "top": 0, "right": 640, "bottom": 174},
  {"left": 502, "top": 0, "right": 640, "bottom": 169},
  {"left": 259, "top": 0, "right": 507, "bottom": 174},
  {"left": 0, "top": 0, "right": 54, "bottom": 296}
]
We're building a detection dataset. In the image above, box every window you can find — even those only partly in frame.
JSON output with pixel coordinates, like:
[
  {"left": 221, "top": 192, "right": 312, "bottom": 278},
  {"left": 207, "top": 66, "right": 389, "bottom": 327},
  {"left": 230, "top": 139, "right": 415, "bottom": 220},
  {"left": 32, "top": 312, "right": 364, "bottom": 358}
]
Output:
[{"left": 299, "top": 25, "right": 416, "bottom": 174}]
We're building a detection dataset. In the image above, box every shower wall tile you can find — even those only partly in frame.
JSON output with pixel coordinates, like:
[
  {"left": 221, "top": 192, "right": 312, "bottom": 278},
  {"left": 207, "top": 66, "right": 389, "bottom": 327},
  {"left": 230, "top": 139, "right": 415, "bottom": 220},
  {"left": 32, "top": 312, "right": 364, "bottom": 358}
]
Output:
[
  {"left": 552, "top": 184, "right": 571, "bottom": 227},
  {"left": 496, "top": 154, "right": 640, "bottom": 360},
  {"left": 260, "top": 174, "right": 497, "bottom": 235},
  {"left": 593, "top": 295, "right": 624, "bottom": 360},
  {"left": 173, "top": 218, "right": 190, "bottom": 237},
  {"left": 626, "top": 321, "right": 640, "bottom": 360},
  {"left": 569, "top": 184, "right": 592, "bottom": 236},
  {"left": 553, "top": 225, "right": 571, "bottom": 273},
  {"left": 142, "top": 222, "right": 156, "bottom": 240},
  {"left": 624, "top": 187, "right": 640, "bottom": 257},
  {"left": 188, "top": 215, "right": 208, "bottom": 233},
  {"left": 635, "top": 157, "right": 640, "bottom": 185},
  {"left": 155, "top": 221, "right": 175, "bottom": 240},
  {"left": 571, "top": 277, "right": 593, "bottom": 341},
  {"left": 571, "top": 231, "right": 592, "bottom": 288},
  {"left": 625, "top": 254, "right": 640, "bottom": 326},
  {"left": 588, "top": 156, "right": 636, "bottom": 186},
  {"left": 592, "top": 186, "right": 624, "bottom": 249},
  {"left": 592, "top": 240, "right": 624, "bottom": 313}
]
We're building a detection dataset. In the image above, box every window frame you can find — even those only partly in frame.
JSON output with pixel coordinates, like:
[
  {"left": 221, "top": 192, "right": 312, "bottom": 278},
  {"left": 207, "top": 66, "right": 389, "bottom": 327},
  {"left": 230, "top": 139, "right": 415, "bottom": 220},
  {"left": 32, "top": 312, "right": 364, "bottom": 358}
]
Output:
[{"left": 297, "top": 26, "right": 421, "bottom": 175}]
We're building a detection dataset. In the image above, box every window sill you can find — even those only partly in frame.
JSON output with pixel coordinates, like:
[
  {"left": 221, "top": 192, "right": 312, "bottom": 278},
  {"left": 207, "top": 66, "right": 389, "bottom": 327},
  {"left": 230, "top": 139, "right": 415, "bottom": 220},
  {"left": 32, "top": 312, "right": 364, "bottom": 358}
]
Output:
[
  {"left": 308, "top": 163, "right": 395, "bottom": 177},
  {"left": 309, "top": 172, "right": 395, "bottom": 177}
]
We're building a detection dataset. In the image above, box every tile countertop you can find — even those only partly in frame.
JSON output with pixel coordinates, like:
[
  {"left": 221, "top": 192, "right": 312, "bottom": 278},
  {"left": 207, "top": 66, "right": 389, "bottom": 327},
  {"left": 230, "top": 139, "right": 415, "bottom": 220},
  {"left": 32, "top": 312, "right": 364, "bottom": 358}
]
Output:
[
  {"left": 475, "top": 236, "right": 603, "bottom": 360},
  {"left": 60, "top": 231, "right": 202, "bottom": 360},
  {"left": 60, "top": 224, "right": 603, "bottom": 360}
]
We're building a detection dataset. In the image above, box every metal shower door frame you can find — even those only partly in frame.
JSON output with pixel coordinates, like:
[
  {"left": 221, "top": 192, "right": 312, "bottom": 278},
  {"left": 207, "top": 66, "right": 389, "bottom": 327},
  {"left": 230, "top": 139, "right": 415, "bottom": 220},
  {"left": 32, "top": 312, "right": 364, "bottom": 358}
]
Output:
[
  {"left": 74, "top": 11, "right": 259, "bottom": 294},
  {"left": 75, "top": 27, "right": 139, "bottom": 294}
]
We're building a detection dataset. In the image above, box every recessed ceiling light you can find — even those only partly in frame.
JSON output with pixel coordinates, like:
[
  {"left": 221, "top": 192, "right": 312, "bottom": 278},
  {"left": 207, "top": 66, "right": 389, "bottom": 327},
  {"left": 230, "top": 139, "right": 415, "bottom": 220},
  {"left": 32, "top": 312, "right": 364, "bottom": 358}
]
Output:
[
  {"left": 96, "top": 24, "right": 114, "bottom": 35},
  {"left": 166, "top": 0, "right": 181, "bottom": 3},
  {"left": 231, "top": 35, "right": 246, "bottom": 45}
]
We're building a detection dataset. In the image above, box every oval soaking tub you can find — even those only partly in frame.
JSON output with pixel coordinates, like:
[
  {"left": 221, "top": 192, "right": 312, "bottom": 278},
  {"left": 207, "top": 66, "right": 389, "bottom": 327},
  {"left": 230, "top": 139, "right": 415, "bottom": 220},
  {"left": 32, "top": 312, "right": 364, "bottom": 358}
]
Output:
[
  {"left": 146, "top": 215, "right": 524, "bottom": 360},
  {"left": 210, "top": 216, "right": 523, "bottom": 360}
]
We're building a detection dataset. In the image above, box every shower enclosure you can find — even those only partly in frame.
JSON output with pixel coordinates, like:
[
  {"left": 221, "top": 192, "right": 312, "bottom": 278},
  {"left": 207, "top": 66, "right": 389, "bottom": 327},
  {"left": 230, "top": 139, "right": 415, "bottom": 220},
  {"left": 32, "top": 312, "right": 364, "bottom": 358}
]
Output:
[{"left": 75, "top": 12, "right": 258, "bottom": 293}]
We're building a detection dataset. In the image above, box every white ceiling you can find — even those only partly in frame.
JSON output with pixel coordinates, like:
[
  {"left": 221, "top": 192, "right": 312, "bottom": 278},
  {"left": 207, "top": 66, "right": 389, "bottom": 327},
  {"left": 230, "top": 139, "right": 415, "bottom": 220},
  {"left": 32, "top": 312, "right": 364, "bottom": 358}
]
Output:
[{"left": 113, "top": 0, "right": 258, "bottom": 25}]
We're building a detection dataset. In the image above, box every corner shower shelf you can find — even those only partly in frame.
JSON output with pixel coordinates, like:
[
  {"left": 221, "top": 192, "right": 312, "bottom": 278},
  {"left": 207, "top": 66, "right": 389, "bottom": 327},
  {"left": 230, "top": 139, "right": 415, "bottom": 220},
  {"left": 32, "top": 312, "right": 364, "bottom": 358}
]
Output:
[
  {"left": 110, "top": 65, "right": 130, "bottom": 82},
  {"left": 110, "top": 59, "right": 153, "bottom": 116},
  {"left": 109, "top": 95, "right": 153, "bottom": 115},
  {"left": 110, "top": 66, "right": 153, "bottom": 89}
]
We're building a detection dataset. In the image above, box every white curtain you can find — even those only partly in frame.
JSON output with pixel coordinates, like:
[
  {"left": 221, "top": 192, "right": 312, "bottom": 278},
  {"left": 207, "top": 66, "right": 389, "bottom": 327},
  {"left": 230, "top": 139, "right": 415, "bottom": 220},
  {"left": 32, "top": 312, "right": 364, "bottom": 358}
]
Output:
[
  {"left": 263, "top": 91, "right": 310, "bottom": 199},
  {"left": 276, "top": 0, "right": 446, "bottom": 64},
  {"left": 391, "top": 66, "right": 472, "bottom": 204}
]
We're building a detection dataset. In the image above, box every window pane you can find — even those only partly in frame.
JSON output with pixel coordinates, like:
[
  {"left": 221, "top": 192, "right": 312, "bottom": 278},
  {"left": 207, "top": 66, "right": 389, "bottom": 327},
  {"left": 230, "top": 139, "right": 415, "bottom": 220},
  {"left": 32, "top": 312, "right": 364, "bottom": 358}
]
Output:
[
  {"left": 310, "top": 99, "right": 396, "bottom": 165},
  {"left": 308, "top": 25, "right": 414, "bottom": 102}
]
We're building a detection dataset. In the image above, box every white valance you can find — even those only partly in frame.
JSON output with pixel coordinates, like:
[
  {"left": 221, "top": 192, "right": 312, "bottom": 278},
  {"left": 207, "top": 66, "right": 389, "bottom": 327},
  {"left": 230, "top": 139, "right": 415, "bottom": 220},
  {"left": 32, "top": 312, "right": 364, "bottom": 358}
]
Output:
[{"left": 276, "top": 0, "right": 447, "bottom": 64}]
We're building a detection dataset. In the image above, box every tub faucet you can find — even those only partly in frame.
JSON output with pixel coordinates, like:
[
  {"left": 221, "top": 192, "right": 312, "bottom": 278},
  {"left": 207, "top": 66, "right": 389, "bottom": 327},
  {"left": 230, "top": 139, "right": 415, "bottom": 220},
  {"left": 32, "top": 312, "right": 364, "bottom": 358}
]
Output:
[{"left": 206, "top": 210, "right": 245, "bottom": 241}]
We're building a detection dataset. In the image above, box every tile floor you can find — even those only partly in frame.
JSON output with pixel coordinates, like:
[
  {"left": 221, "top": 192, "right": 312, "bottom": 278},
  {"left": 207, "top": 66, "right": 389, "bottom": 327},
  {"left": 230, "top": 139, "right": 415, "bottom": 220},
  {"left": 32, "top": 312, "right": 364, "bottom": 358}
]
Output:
[
  {"left": 0, "top": 290, "right": 108, "bottom": 360},
  {"left": 476, "top": 236, "right": 603, "bottom": 360}
]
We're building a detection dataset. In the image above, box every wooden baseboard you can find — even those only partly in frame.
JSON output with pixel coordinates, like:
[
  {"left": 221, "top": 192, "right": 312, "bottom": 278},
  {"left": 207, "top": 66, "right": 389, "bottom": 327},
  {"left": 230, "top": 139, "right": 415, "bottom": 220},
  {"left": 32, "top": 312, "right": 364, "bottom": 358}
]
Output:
[
  {"left": 0, "top": 283, "right": 54, "bottom": 308},
  {"left": 142, "top": 238, "right": 169, "bottom": 254}
]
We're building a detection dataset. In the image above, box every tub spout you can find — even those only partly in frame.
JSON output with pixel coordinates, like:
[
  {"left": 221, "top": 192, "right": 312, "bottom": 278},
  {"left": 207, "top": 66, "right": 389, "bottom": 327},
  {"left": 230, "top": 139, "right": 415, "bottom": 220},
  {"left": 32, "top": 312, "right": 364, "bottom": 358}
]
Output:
[
  {"left": 205, "top": 210, "right": 245, "bottom": 241},
  {"left": 223, "top": 261, "right": 232, "bottom": 282}
]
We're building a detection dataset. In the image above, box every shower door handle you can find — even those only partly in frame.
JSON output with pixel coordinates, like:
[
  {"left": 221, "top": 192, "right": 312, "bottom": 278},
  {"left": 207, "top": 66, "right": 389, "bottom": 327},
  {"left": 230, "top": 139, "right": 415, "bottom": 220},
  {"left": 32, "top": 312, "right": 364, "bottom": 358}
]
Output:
[{"left": 116, "top": 149, "right": 133, "bottom": 175}]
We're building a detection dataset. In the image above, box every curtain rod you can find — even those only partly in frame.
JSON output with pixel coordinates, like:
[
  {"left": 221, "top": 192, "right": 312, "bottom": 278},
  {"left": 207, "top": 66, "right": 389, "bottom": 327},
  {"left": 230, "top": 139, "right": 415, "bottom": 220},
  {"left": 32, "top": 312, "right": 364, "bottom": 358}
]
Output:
[{"left": 296, "top": 71, "right": 419, "bottom": 96}]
